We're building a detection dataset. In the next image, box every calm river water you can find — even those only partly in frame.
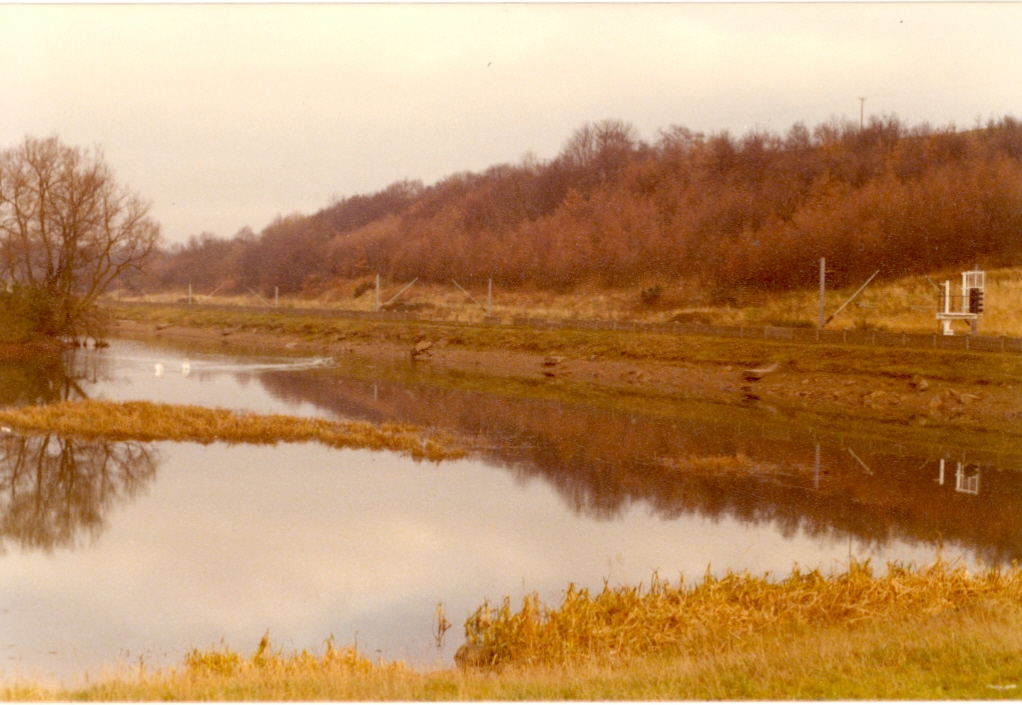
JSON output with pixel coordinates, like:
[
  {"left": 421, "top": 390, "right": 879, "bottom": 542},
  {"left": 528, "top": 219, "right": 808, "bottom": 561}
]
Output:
[{"left": 1, "top": 338, "right": 1019, "bottom": 684}]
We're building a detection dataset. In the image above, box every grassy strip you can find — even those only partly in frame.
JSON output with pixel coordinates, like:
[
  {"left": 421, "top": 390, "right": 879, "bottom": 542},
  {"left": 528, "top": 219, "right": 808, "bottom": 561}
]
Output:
[
  {"left": 7, "top": 561, "right": 1022, "bottom": 700},
  {"left": 112, "top": 266, "right": 1022, "bottom": 337},
  {"left": 0, "top": 400, "right": 462, "bottom": 461}
]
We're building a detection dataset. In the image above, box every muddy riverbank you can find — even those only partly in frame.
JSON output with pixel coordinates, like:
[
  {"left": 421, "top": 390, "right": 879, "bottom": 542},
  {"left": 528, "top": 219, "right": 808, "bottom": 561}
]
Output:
[{"left": 112, "top": 312, "right": 1022, "bottom": 441}]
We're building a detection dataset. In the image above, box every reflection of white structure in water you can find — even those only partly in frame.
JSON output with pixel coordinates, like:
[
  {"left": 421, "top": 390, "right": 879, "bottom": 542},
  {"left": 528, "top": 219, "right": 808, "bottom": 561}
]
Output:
[
  {"left": 956, "top": 463, "right": 980, "bottom": 495},
  {"left": 817, "top": 443, "right": 992, "bottom": 498},
  {"left": 155, "top": 361, "right": 192, "bottom": 377},
  {"left": 937, "top": 459, "right": 981, "bottom": 495}
]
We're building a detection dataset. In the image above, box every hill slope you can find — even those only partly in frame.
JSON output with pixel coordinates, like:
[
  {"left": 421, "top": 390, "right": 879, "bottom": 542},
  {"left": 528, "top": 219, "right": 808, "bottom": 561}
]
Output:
[{"left": 141, "top": 115, "right": 1022, "bottom": 298}]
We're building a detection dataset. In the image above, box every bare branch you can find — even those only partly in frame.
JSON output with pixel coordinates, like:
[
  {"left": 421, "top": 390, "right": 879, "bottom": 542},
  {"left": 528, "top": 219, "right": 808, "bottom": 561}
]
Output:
[{"left": 0, "top": 136, "right": 161, "bottom": 338}]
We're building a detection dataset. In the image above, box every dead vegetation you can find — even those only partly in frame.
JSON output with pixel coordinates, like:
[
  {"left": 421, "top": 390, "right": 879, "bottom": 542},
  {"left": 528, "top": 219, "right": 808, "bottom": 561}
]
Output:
[
  {"left": 462, "top": 558, "right": 1022, "bottom": 669},
  {"left": 115, "top": 266, "right": 1022, "bottom": 337},
  {"left": 10, "top": 560, "right": 1022, "bottom": 700},
  {"left": 0, "top": 400, "right": 462, "bottom": 461}
]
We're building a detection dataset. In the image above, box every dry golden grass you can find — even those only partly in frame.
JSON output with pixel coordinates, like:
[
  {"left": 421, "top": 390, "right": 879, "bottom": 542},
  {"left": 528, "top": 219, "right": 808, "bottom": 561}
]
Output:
[
  {"left": 112, "top": 281, "right": 644, "bottom": 324},
  {"left": 0, "top": 400, "right": 462, "bottom": 461},
  {"left": 464, "top": 558, "right": 1022, "bottom": 668},
  {"left": 8, "top": 561, "right": 1022, "bottom": 700},
  {"left": 114, "top": 266, "right": 1022, "bottom": 336},
  {"left": 658, "top": 453, "right": 763, "bottom": 475},
  {"left": 11, "top": 618, "right": 1022, "bottom": 700},
  {"left": 6, "top": 639, "right": 428, "bottom": 702},
  {"left": 154, "top": 637, "right": 421, "bottom": 700},
  {"left": 726, "top": 267, "right": 1022, "bottom": 336}
]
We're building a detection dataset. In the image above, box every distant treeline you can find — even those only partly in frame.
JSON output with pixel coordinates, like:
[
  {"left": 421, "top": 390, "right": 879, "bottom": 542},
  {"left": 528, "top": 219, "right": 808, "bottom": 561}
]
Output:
[{"left": 138, "top": 115, "right": 1022, "bottom": 297}]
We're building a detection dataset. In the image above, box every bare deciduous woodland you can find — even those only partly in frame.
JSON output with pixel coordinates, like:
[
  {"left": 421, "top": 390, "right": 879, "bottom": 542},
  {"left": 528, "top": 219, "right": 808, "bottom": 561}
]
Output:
[{"left": 142, "top": 116, "right": 1022, "bottom": 299}]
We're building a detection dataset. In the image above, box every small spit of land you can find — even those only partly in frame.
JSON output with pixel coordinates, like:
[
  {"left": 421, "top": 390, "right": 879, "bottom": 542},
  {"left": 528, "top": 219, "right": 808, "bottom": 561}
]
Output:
[
  {"left": 6, "top": 560, "right": 1022, "bottom": 700},
  {"left": 0, "top": 400, "right": 460, "bottom": 461}
]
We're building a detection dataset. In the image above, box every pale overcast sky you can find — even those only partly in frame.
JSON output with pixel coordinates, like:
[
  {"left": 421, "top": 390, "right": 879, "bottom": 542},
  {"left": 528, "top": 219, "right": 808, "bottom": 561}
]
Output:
[{"left": 2, "top": 3, "right": 1020, "bottom": 245}]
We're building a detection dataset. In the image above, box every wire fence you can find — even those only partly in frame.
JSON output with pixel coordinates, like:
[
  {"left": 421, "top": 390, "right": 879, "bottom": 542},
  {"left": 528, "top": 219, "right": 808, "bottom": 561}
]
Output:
[
  {"left": 510, "top": 317, "right": 1022, "bottom": 354},
  {"left": 113, "top": 300, "right": 1022, "bottom": 354}
]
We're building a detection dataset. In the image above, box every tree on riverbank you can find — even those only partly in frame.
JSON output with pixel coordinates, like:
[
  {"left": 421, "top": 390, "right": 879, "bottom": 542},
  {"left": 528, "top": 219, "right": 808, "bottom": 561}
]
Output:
[{"left": 0, "top": 136, "right": 160, "bottom": 342}]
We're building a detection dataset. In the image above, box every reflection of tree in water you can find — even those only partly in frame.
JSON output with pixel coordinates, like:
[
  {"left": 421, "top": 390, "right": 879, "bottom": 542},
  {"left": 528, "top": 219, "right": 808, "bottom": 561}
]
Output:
[
  {"left": 0, "top": 434, "right": 158, "bottom": 553},
  {"left": 259, "top": 369, "right": 1022, "bottom": 565},
  {"left": 0, "top": 348, "right": 105, "bottom": 407}
]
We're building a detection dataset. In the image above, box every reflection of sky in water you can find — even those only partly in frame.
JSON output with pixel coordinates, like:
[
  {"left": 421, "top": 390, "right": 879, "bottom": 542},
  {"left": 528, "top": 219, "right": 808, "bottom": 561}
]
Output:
[
  {"left": 1, "top": 337, "right": 1014, "bottom": 685},
  {"left": 76, "top": 340, "right": 336, "bottom": 418},
  {"left": 1, "top": 441, "right": 977, "bottom": 686}
]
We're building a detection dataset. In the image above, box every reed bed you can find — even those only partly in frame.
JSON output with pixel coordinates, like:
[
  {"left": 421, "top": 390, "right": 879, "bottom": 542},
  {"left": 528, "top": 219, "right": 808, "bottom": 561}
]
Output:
[
  {"left": 0, "top": 400, "right": 462, "bottom": 461},
  {"left": 180, "top": 636, "right": 408, "bottom": 685},
  {"left": 23, "top": 640, "right": 425, "bottom": 702},
  {"left": 464, "top": 559, "right": 1022, "bottom": 668},
  {"left": 7, "top": 561, "right": 1022, "bottom": 700}
]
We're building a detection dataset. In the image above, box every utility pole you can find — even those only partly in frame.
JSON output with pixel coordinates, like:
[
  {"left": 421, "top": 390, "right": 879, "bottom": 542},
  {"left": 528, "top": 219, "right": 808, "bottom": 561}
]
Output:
[
  {"left": 818, "top": 258, "right": 826, "bottom": 329},
  {"left": 859, "top": 97, "right": 866, "bottom": 130},
  {"left": 814, "top": 444, "right": 821, "bottom": 490}
]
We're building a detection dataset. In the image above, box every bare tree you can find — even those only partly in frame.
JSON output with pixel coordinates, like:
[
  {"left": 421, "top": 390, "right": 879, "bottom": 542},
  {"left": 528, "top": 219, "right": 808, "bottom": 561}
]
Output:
[
  {"left": 0, "top": 136, "right": 160, "bottom": 339},
  {"left": 560, "top": 119, "right": 639, "bottom": 183}
]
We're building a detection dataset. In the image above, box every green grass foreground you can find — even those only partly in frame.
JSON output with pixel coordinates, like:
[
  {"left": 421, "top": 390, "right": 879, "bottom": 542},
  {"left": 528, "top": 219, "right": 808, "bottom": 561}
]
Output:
[
  {"left": 6, "top": 561, "right": 1022, "bottom": 700},
  {"left": 0, "top": 400, "right": 462, "bottom": 461}
]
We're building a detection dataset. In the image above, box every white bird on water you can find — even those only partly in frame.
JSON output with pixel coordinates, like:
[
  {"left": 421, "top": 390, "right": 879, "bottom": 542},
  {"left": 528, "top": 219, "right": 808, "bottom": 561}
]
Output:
[
  {"left": 154, "top": 362, "right": 164, "bottom": 377},
  {"left": 182, "top": 360, "right": 191, "bottom": 376}
]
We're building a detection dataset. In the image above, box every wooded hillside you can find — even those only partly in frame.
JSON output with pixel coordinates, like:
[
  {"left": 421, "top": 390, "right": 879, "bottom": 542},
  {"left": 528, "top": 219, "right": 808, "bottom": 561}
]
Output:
[{"left": 140, "top": 115, "right": 1022, "bottom": 298}]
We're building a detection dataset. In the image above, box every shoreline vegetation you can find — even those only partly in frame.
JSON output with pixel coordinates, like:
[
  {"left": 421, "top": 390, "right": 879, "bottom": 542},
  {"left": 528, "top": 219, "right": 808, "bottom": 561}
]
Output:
[
  {"left": 6, "top": 560, "right": 1022, "bottom": 700},
  {"left": 0, "top": 400, "right": 462, "bottom": 461}
]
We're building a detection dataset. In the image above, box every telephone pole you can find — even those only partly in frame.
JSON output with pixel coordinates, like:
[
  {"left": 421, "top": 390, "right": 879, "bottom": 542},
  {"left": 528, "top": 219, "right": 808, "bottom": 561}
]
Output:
[
  {"left": 859, "top": 97, "right": 866, "bottom": 130},
  {"left": 818, "top": 258, "right": 827, "bottom": 329}
]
